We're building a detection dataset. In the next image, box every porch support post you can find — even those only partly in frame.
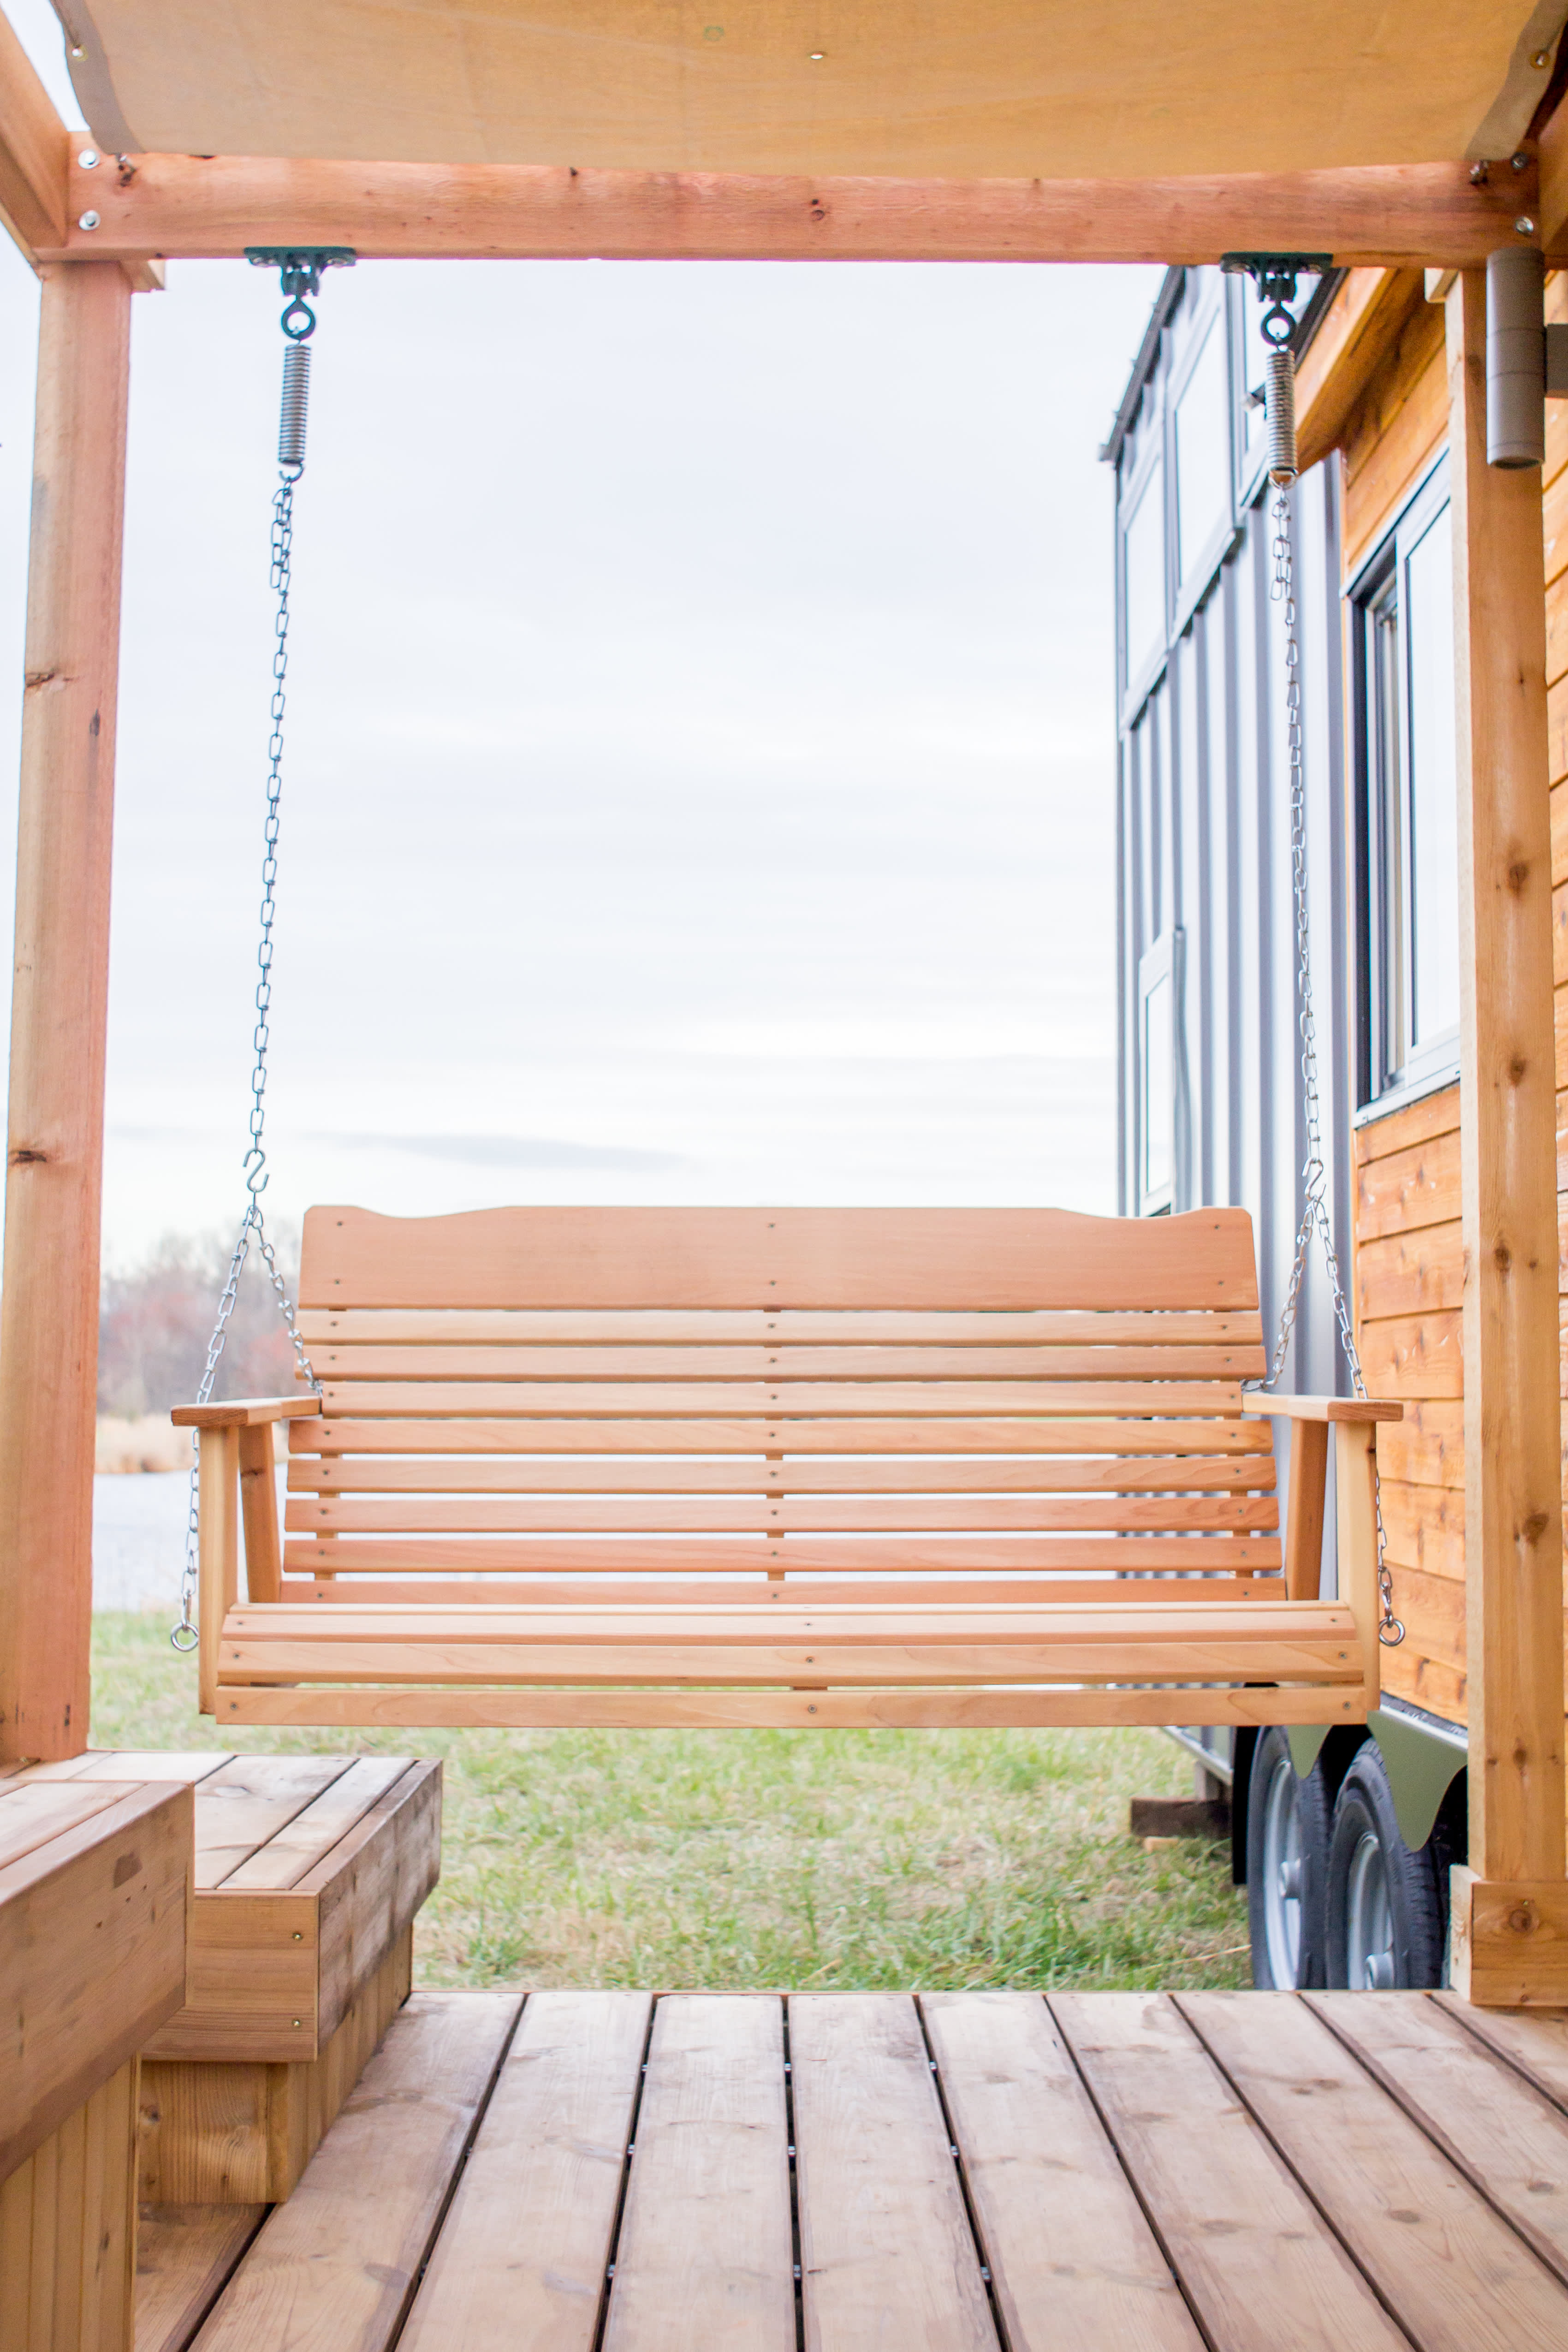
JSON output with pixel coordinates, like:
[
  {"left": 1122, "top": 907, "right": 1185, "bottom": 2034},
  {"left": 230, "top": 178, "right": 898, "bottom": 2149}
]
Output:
[
  {"left": 1444, "top": 267, "right": 1568, "bottom": 2003},
  {"left": 0, "top": 262, "right": 131, "bottom": 1762}
]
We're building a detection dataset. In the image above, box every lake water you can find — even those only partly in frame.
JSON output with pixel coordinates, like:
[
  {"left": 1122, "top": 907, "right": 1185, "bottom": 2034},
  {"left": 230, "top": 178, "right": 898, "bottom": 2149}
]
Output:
[{"left": 95, "top": 1470, "right": 200, "bottom": 1613}]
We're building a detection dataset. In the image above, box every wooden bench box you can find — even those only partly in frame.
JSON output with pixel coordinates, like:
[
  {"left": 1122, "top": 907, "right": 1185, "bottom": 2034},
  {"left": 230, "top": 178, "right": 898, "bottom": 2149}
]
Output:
[
  {"left": 20, "top": 1749, "right": 440, "bottom": 2208},
  {"left": 0, "top": 1772, "right": 192, "bottom": 2352}
]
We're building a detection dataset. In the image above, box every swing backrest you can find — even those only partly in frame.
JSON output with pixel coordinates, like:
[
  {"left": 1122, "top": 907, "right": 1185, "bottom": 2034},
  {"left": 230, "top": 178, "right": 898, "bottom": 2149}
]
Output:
[{"left": 281, "top": 1204, "right": 1281, "bottom": 1606}]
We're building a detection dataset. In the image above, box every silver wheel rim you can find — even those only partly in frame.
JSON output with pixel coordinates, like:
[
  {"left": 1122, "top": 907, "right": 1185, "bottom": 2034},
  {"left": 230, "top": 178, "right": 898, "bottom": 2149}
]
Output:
[
  {"left": 1259, "top": 1754, "right": 1303, "bottom": 1986},
  {"left": 1344, "top": 1826, "right": 1395, "bottom": 1990}
]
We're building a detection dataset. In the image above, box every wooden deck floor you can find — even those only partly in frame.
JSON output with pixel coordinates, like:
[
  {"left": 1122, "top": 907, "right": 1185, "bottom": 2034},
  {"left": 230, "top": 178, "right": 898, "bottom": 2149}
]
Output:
[{"left": 139, "top": 1987, "right": 1568, "bottom": 2352}]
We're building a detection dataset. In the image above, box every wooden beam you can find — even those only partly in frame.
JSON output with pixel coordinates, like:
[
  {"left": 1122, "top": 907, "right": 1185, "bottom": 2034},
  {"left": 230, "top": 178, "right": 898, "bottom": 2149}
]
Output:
[
  {"left": 36, "top": 151, "right": 1532, "bottom": 269},
  {"left": 0, "top": 5, "right": 67, "bottom": 258},
  {"left": 1538, "top": 98, "right": 1568, "bottom": 259},
  {"left": 1444, "top": 268, "right": 1568, "bottom": 1999},
  {"left": 1294, "top": 267, "right": 1426, "bottom": 473},
  {"left": 0, "top": 263, "right": 131, "bottom": 1763}
]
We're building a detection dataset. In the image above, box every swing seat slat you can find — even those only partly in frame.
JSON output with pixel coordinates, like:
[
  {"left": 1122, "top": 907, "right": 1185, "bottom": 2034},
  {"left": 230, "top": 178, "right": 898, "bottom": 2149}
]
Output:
[{"left": 176, "top": 1204, "right": 1398, "bottom": 1731}]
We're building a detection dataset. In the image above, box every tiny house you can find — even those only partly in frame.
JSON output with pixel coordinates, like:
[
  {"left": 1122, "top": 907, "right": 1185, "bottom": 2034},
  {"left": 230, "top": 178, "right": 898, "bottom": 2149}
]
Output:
[{"left": 1111, "top": 260, "right": 1548, "bottom": 1988}]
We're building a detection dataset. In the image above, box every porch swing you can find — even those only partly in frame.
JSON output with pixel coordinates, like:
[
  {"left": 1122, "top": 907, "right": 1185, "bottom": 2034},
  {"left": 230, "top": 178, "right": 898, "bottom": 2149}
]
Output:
[{"left": 173, "top": 253, "right": 1401, "bottom": 1733}]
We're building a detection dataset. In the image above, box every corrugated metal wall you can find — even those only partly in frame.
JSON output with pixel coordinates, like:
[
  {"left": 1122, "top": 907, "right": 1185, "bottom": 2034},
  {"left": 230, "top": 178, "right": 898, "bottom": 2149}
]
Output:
[{"left": 1113, "top": 269, "right": 1357, "bottom": 1484}]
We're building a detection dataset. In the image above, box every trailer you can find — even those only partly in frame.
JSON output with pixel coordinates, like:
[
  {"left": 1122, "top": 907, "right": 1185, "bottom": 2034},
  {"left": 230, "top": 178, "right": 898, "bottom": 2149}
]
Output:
[{"left": 1110, "top": 259, "right": 1531, "bottom": 1987}]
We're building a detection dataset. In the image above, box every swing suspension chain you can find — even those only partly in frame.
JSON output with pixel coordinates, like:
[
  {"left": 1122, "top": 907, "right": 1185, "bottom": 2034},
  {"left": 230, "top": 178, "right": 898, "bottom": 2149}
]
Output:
[
  {"left": 172, "top": 338, "right": 326, "bottom": 1652},
  {"left": 1257, "top": 481, "right": 1402, "bottom": 1646}
]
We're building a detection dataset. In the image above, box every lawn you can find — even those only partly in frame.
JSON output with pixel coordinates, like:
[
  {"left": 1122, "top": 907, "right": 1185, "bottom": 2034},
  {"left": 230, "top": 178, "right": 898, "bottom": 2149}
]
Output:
[{"left": 92, "top": 1611, "right": 1251, "bottom": 1992}]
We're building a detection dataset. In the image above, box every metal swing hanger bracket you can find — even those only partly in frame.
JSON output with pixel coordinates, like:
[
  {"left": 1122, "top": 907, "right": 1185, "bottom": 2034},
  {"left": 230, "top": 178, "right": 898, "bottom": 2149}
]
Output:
[
  {"left": 1220, "top": 252, "right": 1334, "bottom": 350},
  {"left": 245, "top": 246, "right": 356, "bottom": 340}
]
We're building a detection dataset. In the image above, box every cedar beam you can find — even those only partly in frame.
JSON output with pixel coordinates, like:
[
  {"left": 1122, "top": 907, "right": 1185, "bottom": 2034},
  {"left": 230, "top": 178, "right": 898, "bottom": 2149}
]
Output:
[
  {"left": 36, "top": 151, "right": 1530, "bottom": 269},
  {"left": 1293, "top": 268, "right": 1426, "bottom": 475},
  {"left": 0, "top": 263, "right": 131, "bottom": 1761},
  {"left": 0, "top": 5, "right": 67, "bottom": 257},
  {"left": 1445, "top": 268, "right": 1568, "bottom": 2000}
]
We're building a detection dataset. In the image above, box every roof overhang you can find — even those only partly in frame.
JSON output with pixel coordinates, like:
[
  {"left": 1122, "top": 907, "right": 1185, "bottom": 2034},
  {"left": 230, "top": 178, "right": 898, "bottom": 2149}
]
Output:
[{"left": 54, "top": 1, "right": 1568, "bottom": 183}]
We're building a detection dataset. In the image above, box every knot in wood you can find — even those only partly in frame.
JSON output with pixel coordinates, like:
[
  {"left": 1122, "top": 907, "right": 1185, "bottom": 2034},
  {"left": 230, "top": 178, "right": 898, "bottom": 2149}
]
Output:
[
  {"left": 1493, "top": 1240, "right": 1512, "bottom": 1272},
  {"left": 1509, "top": 1055, "right": 1528, "bottom": 1083},
  {"left": 1509, "top": 1901, "right": 1538, "bottom": 1935},
  {"left": 1523, "top": 1509, "right": 1551, "bottom": 1543},
  {"left": 1508, "top": 859, "right": 1530, "bottom": 893}
]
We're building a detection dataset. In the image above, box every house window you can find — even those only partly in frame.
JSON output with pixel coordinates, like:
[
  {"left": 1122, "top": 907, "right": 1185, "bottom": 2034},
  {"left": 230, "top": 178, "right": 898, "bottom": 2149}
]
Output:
[
  {"left": 1122, "top": 457, "right": 1166, "bottom": 694},
  {"left": 1354, "top": 463, "right": 1459, "bottom": 1107},
  {"left": 1173, "top": 312, "right": 1231, "bottom": 599},
  {"left": 1138, "top": 929, "right": 1184, "bottom": 1213}
]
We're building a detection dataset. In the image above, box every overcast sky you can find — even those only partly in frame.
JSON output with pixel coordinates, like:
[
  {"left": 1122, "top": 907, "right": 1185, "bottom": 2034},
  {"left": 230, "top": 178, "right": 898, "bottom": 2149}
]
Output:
[{"left": 0, "top": 0, "right": 1161, "bottom": 1269}]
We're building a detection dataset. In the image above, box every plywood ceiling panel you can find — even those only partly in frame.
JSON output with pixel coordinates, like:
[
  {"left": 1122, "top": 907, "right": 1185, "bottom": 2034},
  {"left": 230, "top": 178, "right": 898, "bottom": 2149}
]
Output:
[{"left": 55, "top": 1, "right": 1568, "bottom": 179}]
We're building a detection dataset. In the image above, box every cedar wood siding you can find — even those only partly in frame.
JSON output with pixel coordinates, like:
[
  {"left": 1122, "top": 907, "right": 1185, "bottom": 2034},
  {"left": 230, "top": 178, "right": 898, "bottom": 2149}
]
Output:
[{"left": 1346, "top": 271, "right": 1568, "bottom": 1729}]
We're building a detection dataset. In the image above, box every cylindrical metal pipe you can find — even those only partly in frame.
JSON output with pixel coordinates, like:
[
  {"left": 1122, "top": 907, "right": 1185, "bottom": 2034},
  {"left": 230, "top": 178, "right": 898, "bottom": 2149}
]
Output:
[
  {"left": 1487, "top": 244, "right": 1545, "bottom": 468},
  {"left": 278, "top": 341, "right": 310, "bottom": 471},
  {"left": 1265, "top": 345, "right": 1297, "bottom": 485}
]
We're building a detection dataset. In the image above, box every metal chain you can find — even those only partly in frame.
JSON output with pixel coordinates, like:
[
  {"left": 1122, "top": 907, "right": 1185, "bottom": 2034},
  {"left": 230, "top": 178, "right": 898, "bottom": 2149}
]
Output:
[
  {"left": 172, "top": 465, "right": 321, "bottom": 1651},
  {"left": 1253, "top": 483, "right": 1403, "bottom": 1645}
]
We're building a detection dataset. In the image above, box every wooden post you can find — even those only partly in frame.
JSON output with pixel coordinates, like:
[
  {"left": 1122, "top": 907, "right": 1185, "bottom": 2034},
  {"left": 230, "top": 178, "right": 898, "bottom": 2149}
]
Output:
[
  {"left": 1445, "top": 268, "right": 1568, "bottom": 2002},
  {"left": 0, "top": 263, "right": 131, "bottom": 1763}
]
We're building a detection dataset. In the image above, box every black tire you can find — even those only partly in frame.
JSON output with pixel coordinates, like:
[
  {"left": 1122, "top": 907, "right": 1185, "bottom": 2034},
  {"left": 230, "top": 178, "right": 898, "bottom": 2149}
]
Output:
[
  {"left": 1325, "top": 1746, "right": 1446, "bottom": 1989},
  {"left": 1247, "top": 1725, "right": 1332, "bottom": 1989}
]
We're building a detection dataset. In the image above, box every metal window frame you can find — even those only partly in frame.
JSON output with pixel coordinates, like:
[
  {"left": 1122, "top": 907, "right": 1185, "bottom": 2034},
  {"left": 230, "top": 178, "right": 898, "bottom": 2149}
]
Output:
[
  {"left": 1137, "top": 925, "right": 1187, "bottom": 1216},
  {"left": 1348, "top": 452, "right": 1458, "bottom": 1114},
  {"left": 1168, "top": 276, "right": 1239, "bottom": 641}
]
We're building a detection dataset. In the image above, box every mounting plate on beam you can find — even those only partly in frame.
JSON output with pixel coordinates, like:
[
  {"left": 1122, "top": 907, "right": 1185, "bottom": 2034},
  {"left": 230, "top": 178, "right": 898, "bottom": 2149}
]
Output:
[
  {"left": 1221, "top": 252, "right": 1335, "bottom": 351},
  {"left": 244, "top": 248, "right": 357, "bottom": 299}
]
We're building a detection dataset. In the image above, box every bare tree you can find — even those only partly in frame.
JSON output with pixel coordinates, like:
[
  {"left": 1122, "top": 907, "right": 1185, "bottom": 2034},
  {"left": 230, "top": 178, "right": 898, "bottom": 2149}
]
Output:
[{"left": 98, "top": 1229, "right": 303, "bottom": 1416}]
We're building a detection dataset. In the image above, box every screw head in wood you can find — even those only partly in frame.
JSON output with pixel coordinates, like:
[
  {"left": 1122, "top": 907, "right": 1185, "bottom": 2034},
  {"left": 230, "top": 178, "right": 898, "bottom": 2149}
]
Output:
[
  {"left": 78, "top": 148, "right": 99, "bottom": 167},
  {"left": 1517, "top": 215, "right": 1538, "bottom": 234},
  {"left": 77, "top": 210, "right": 100, "bottom": 230}
]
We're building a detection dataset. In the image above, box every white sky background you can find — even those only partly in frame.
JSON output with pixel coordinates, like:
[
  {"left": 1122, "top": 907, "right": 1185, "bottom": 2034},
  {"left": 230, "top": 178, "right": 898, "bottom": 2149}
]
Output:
[{"left": 0, "top": 2, "right": 1162, "bottom": 1268}]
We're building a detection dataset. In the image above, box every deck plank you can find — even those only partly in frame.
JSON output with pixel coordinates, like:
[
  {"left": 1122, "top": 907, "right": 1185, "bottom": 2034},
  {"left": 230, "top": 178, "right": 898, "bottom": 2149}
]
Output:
[
  {"left": 74, "top": 1752, "right": 235, "bottom": 1785},
  {"left": 922, "top": 1990, "right": 1204, "bottom": 2352},
  {"left": 1436, "top": 1992, "right": 1568, "bottom": 2111},
  {"left": 790, "top": 1992, "right": 997, "bottom": 2352},
  {"left": 1307, "top": 1990, "right": 1568, "bottom": 2287},
  {"left": 190, "top": 1990, "right": 518, "bottom": 2352},
  {"left": 1180, "top": 1990, "right": 1568, "bottom": 2351},
  {"left": 1050, "top": 1993, "right": 1409, "bottom": 2352},
  {"left": 190, "top": 1756, "right": 358, "bottom": 1888},
  {"left": 0, "top": 1781, "right": 129, "bottom": 1871},
  {"left": 602, "top": 1995, "right": 795, "bottom": 2352},
  {"left": 219, "top": 1757, "right": 415, "bottom": 1889},
  {"left": 398, "top": 1989, "right": 647, "bottom": 2352},
  {"left": 136, "top": 2206, "right": 266, "bottom": 2352}
]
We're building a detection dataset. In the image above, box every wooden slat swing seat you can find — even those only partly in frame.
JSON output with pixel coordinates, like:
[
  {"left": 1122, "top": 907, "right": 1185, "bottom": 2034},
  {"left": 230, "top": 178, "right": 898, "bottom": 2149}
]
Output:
[
  {"left": 172, "top": 255, "right": 1398, "bottom": 1736},
  {"left": 176, "top": 1202, "right": 1399, "bottom": 1731}
]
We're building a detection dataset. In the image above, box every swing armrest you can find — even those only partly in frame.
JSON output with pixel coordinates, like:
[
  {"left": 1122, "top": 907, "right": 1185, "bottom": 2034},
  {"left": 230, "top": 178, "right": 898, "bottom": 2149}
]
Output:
[
  {"left": 1241, "top": 1398, "right": 1396, "bottom": 1702},
  {"left": 171, "top": 1396, "right": 322, "bottom": 1427},
  {"left": 1240, "top": 1394, "right": 1402, "bottom": 1422},
  {"left": 174, "top": 1402, "right": 316, "bottom": 1716}
]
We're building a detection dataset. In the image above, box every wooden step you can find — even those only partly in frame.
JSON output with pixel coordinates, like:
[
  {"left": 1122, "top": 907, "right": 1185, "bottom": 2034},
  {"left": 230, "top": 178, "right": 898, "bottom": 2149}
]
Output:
[{"left": 120, "top": 1752, "right": 443, "bottom": 2063}]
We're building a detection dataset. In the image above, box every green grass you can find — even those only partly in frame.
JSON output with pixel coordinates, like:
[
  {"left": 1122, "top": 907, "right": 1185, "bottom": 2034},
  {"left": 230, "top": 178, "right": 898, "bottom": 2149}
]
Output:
[{"left": 92, "top": 1611, "right": 1250, "bottom": 1993}]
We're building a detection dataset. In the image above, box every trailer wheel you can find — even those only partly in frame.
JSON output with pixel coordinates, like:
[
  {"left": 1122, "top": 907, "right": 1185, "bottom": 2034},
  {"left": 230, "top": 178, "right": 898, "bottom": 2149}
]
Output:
[
  {"left": 1246, "top": 1727, "right": 1330, "bottom": 1987},
  {"left": 1325, "top": 1746, "right": 1445, "bottom": 1989}
]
